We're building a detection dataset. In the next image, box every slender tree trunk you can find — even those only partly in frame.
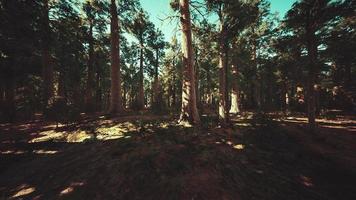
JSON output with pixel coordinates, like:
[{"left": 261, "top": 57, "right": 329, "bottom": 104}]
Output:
[
  {"left": 218, "top": 21, "right": 228, "bottom": 125},
  {"left": 206, "top": 68, "right": 212, "bottom": 105},
  {"left": 306, "top": 26, "right": 318, "bottom": 132},
  {"left": 172, "top": 74, "right": 176, "bottom": 106},
  {"left": 85, "top": 23, "right": 95, "bottom": 112},
  {"left": 230, "top": 64, "right": 240, "bottom": 114},
  {"left": 178, "top": 0, "right": 200, "bottom": 125},
  {"left": 195, "top": 48, "right": 201, "bottom": 108},
  {"left": 137, "top": 39, "right": 145, "bottom": 109},
  {"left": 58, "top": 71, "right": 65, "bottom": 98},
  {"left": 123, "top": 85, "right": 127, "bottom": 108},
  {"left": 251, "top": 40, "right": 261, "bottom": 111},
  {"left": 95, "top": 69, "right": 102, "bottom": 111},
  {"left": 284, "top": 81, "right": 290, "bottom": 115},
  {"left": 172, "top": 59, "right": 177, "bottom": 107},
  {"left": 152, "top": 48, "right": 160, "bottom": 106},
  {"left": 42, "top": 0, "right": 54, "bottom": 107},
  {"left": 109, "top": 0, "right": 124, "bottom": 113}
]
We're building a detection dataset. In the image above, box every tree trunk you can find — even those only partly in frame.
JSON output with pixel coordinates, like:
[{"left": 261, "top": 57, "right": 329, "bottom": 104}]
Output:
[
  {"left": 152, "top": 48, "right": 160, "bottom": 106},
  {"left": 206, "top": 68, "right": 212, "bottom": 105},
  {"left": 137, "top": 39, "right": 145, "bottom": 110},
  {"left": 218, "top": 21, "right": 228, "bottom": 125},
  {"left": 172, "top": 74, "right": 176, "bottom": 107},
  {"left": 306, "top": 26, "right": 318, "bottom": 132},
  {"left": 195, "top": 48, "right": 201, "bottom": 108},
  {"left": 95, "top": 68, "right": 102, "bottom": 111},
  {"left": 178, "top": 0, "right": 200, "bottom": 125},
  {"left": 109, "top": 0, "right": 124, "bottom": 113},
  {"left": 42, "top": 0, "right": 54, "bottom": 107},
  {"left": 58, "top": 71, "right": 65, "bottom": 98},
  {"left": 85, "top": 23, "right": 95, "bottom": 112},
  {"left": 230, "top": 64, "right": 240, "bottom": 114},
  {"left": 251, "top": 40, "right": 261, "bottom": 111}
]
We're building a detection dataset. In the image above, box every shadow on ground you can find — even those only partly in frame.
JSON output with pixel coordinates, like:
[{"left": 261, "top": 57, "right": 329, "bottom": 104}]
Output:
[{"left": 1, "top": 114, "right": 356, "bottom": 200}]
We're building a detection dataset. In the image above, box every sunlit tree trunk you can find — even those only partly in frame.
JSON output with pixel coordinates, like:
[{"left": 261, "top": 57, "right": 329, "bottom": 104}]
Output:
[
  {"left": 194, "top": 48, "right": 201, "bottom": 108},
  {"left": 42, "top": 0, "right": 54, "bottom": 106},
  {"left": 284, "top": 90, "right": 290, "bottom": 115},
  {"left": 230, "top": 64, "right": 240, "bottom": 114},
  {"left": 178, "top": 0, "right": 200, "bottom": 125},
  {"left": 206, "top": 68, "right": 212, "bottom": 105},
  {"left": 85, "top": 23, "right": 95, "bottom": 112},
  {"left": 306, "top": 25, "right": 317, "bottom": 132},
  {"left": 218, "top": 20, "right": 228, "bottom": 125},
  {"left": 109, "top": 0, "right": 124, "bottom": 113}
]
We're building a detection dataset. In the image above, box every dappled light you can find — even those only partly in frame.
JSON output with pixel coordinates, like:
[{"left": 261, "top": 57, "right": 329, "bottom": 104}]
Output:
[
  {"left": 1, "top": 0, "right": 355, "bottom": 199},
  {"left": 11, "top": 184, "right": 36, "bottom": 198},
  {"left": 59, "top": 182, "right": 85, "bottom": 197},
  {"left": 281, "top": 116, "right": 356, "bottom": 132}
]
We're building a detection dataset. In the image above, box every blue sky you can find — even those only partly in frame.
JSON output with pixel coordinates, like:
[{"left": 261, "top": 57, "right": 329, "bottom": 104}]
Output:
[{"left": 139, "top": 0, "right": 296, "bottom": 41}]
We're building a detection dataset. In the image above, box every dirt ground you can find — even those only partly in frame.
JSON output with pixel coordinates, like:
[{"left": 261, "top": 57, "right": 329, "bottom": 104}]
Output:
[{"left": 1, "top": 113, "right": 356, "bottom": 200}]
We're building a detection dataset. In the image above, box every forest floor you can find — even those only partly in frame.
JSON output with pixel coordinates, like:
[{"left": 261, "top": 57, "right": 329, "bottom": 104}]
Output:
[{"left": 1, "top": 112, "right": 356, "bottom": 200}]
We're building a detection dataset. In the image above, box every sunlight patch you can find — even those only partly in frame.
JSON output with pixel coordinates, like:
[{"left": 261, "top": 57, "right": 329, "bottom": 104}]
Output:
[
  {"left": 233, "top": 144, "right": 245, "bottom": 150},
  {"left": 11, "top": 185, "right": 35, "bottom": 198},
  {"left": 95, "top": 122, "right": 137, "bottom": 140},
  {"left": 1, "top": 150, "right": 26, "bottom": 155},
  {"left": 30, "top": 130, "right": 67, "bottom": 143},
  {"left": 67, "top": 131, "right": 91, "bottom": 142},
  {"left": 33, "top": 150, "right": 58, "bottom": 154},
  {"left": 59, "top": 182, "right": 85, "bottom": 196}
]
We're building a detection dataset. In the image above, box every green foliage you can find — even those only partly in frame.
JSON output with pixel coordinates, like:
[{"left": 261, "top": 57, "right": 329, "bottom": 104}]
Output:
[{"left": 0, "top": 0, "right": 355, "bottom": 122}]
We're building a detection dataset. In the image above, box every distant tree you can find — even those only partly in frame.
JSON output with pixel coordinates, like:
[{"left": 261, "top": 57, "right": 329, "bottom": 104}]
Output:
[
  {"left": 126, "top": 9, "right": 155, "bottom": 110},
  {"left": 83, "top": 0, "right": 107, "bottom": 112},
  {"left": 285, "top": 0, "right": 346, "bottom": 131},
  {"left": 205, "top": 0, "right": 259, "bottom": 125},
  {"left": 148, "top": 29, "right": 166, "bottom": 110},
  {"left": 41, "top": 0, "right": 54, "bottom": 107}
]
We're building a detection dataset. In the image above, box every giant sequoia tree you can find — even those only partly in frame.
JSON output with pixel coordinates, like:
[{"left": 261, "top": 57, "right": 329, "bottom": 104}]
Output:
[
  {"left": 109, "top": 0, "right": 124, "bottom": 113},
  {"left": 175, "top": 0, "right": 200, "bottom": 125}
]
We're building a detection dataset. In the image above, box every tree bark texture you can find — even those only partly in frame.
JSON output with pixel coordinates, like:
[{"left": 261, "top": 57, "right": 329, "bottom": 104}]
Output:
[{"left": 179, "top": 0, "right": 200, "bottom": 125}]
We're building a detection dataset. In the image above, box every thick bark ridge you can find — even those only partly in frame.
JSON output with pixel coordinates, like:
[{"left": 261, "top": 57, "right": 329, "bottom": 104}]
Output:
[
  {"left": 179, "top": 0, "right": 200, "bottom": 125},
  {"left": 109, "top": 0, "right": 124, "bottom": 113}
]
